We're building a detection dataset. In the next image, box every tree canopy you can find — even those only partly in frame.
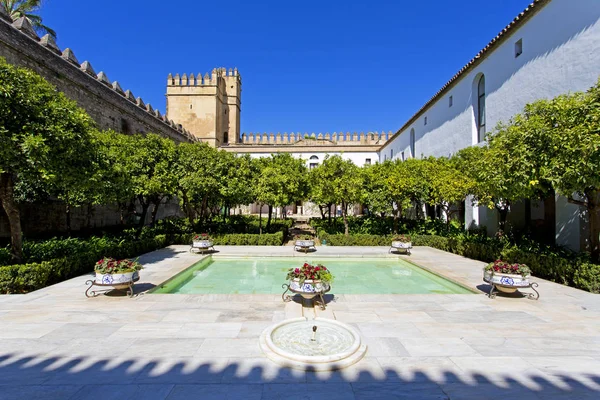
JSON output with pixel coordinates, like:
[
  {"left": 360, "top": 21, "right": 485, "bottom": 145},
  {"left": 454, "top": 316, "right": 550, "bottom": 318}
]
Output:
[{"left": 0, "top": 58, "right": 95, "bottom": 260}]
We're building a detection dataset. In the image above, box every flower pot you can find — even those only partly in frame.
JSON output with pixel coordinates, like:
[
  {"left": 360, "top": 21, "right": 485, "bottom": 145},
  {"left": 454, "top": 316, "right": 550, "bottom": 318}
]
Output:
[
  {"left": 95, "top": 271, "right": 139, "bottom": 289},
  {"left": 289, "top": 278, "right": 330, "bottom": 299},
  {"left": 193, "top": 240, "right": 213, "bottom": 248},
  {"left": 483, "top": 270, "right": 530, "bottom": 293},
  {"left": 295, "top": 240, "right": 315, "bottom": 247},
  {"left": 390, "top": 241, "right": 412, "bottom": 254}
]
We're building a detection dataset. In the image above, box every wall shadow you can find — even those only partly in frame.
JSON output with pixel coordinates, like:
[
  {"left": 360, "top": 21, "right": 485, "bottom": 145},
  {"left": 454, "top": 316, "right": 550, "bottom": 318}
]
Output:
[{"left": 0, "top": 351, "right": 598, "bottom": 399}]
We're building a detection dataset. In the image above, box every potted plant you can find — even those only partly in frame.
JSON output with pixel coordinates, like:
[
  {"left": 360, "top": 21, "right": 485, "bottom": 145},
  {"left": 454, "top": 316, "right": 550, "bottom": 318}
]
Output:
[
  {"left": 191, "top": 233, "right": 214, "bottom": 253},
  {"left": 294, "top": 234, "right": 315, "bottom": 253},
  {"left": 94, "top": 258, "right": 142, "bottom": 288},
  {"left": 483, "top": 260, "right": 531, "bottom": 293},
  {"left": 286, "top": 262, "right": 334, "bottom": 298},
  {"left": 390, "top": 234, "right": 412, "bottom": 254}
]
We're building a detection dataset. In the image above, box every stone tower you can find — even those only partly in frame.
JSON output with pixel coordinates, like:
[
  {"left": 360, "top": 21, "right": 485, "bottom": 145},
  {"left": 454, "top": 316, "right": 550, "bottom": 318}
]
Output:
[{"left": 166, "top": 68, "right": 241, "bottom": 147}]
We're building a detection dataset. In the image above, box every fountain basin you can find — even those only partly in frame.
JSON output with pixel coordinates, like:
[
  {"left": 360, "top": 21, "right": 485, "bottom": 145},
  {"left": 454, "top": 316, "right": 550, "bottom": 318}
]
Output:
[{"left": 259, "top": 317, "right": 367, "bottom": 371}]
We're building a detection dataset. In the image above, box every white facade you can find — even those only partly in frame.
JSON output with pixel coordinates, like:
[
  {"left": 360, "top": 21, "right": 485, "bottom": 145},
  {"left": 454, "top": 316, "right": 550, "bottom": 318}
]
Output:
[
  {"left": 379, "top": 0, "right": 600, "bottom": 250},
  {"left": 247, "top": 151, "right": 378, "bottom": 168}
]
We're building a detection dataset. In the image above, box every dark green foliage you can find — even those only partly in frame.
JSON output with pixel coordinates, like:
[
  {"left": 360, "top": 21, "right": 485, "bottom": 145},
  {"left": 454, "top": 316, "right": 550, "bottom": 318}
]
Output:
[
  {"left": 317, "top": 227, "right": 598, "bottom": 293},
  {"left": 0, "top": 234, "right": 169, "bottom": 294},
  {"left": 0, "top": 261, "right": 53, "bottom": 294},
  {"left": 573, "top": 263, "right": 600, "bottom": 294},
  {"left": 312, "top": 216, "right": 464, "bottom": 237},
  {"left": 173, "top": 232, "right": 283, "bottom": 246},
  {"left": 0, "top": 221, "right": 284, "bottom": 293}
]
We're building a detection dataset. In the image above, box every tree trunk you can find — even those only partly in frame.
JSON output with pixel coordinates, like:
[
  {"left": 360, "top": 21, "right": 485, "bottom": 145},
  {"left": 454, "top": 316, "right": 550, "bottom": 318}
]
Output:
[
  {"left": 586, "top": 190, "right": 600, "bottom": 263},
  {"left": 328, "top": 204, "right": 333, "bottom": 225},
  {"left": 138, "top": 196, "right": 150, "bottom": 228},
  {"left": 393, "top": 210, "right": 399, "bottom": 234},
  {"left": 86, "top": 203, "right": 94, "bottom": 230},
  {"left": 65, "top": 202, "right": 72, "bottom": 235},
  {"left": 543, "top": 190, "right": 556, "bottom": 246},
  {"left": 496, "top": 202, "right": 510, "bottom": 233},
  {"left": 415, "top": 200, "right": 423, "bottom": 219},
  {"left": 150, "top": 196, "right": 163, "bottom": 226},
  {"left": 342, "top": 200, "right": 349, "bottom": 236},
  {"left": 267, "top": 205, "right": 273, "bottom": 228},
  {"left": 181, "top": 193, "right": 195, "bottom": 225},
  {"left": 319, "top": 205, "right": 326, "bottom": 220},
  {"left": 259, "top": 204, "right": 263, "bottom": 235},
  {"left": 0, "top": 173, "right": 24, "bottom": 262}
]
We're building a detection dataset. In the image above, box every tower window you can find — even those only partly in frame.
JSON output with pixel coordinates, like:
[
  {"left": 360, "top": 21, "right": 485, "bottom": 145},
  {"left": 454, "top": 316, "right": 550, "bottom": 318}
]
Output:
[
  {"left": 223, "top": 132, "right": 229, "bottom": 144},
  {"left": 424, "top": 117, "right": 428, "bottom": 126},
  {"left": 190, "top": 104, "right": 192, "bottom": 109},
  {"left": 515, "top": 39, "right": 523, "bottom": 58},
  {"left": 309, "top": 155, "right": 319, "bottom": 160},
  {"left": 401, "top": 151, "right": 405, "bottom": 161},
  {"left": 390, "top": 149, "right": 394, "bottom": 159},
  {"left": 365, "top": 158, "right": 371, "bottom": 165},
  {"left": 449, "top": 95, "right": 453, "bottom": 107}
]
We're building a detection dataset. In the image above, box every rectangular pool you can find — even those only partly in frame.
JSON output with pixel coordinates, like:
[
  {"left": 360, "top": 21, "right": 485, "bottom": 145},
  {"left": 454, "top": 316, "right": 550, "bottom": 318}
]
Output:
[{"left": 151, "top": 257, "right": 474, "bottom": 295}]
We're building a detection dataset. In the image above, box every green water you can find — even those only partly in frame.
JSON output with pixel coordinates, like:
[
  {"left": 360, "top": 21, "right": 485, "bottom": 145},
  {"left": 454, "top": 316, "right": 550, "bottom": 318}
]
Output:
[{"left": 151, "top": 257, "right": 474, "bottom": 295}]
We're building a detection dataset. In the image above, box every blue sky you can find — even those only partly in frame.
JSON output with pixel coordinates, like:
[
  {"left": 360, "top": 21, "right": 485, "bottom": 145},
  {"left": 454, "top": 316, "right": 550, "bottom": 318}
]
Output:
[{"left": 40, "top": 0, "right": 530, "bottom": 135}]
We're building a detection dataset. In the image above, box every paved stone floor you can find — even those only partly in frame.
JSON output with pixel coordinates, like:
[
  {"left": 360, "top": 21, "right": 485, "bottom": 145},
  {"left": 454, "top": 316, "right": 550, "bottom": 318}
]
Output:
[{"left": 0, "top": 245, "right": 599, "bottom": 399}]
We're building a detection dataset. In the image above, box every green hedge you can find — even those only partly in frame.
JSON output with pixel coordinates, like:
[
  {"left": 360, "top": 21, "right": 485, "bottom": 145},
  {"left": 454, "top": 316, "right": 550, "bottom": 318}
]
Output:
[
  {"left": 175, "top": 232, "right": 284, "bottom": 246},
  {"left": 317, "top": 231, "right": 598, "bottom": 293},
  {"left": 0, "top": 232, "right": 284, "bottom": 294}
]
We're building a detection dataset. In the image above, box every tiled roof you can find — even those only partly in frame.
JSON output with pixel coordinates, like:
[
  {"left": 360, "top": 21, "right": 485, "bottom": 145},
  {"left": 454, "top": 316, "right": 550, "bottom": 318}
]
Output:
[{"left": 384, "top": 0, "right": 551, "bottom": 148}]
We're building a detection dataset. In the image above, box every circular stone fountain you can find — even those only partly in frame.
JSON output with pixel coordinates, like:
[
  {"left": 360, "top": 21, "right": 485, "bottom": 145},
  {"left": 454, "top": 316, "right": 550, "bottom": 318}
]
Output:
[{"left": 259, "top": 317, "right": 367, "bottom": 371}]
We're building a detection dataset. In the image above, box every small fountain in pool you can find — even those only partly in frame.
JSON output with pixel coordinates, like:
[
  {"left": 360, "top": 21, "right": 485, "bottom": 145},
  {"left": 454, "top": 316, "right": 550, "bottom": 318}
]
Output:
[{"left": 259, "top": 317, "right": 367, "bottom": 371}]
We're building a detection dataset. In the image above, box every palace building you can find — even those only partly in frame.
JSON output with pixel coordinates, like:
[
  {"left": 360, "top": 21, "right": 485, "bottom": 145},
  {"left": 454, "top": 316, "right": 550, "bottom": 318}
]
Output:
[{"left": 1, "top": 0, "right": 599, "bottom": 250}]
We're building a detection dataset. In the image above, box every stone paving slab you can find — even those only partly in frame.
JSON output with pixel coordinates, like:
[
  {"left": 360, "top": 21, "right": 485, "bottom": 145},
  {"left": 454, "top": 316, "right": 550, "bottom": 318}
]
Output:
[{"left": 0, "top": 245, "right": 599, "bottom": 399}]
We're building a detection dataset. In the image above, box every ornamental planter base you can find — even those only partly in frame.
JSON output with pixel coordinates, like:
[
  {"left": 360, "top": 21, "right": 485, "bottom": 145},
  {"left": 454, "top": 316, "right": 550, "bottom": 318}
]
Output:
[
  {"left": 282, "top": 279, "right": 331, "bottom": 310},
  {"left": 389, "top": 241, "right": 412, "bottom": 255},
  {"left": 85, "top": 271, "right": 140, "bottom": 298},
  {"left": 190, "top": 240, "right": 215, "bottom": 254}
]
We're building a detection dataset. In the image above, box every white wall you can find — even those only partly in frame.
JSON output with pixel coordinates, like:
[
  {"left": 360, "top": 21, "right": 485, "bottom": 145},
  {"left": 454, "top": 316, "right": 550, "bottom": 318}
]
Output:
[
  {"left": 247, "top": 151, "right": 378, "bottom": 167},
  {"left": 382, "top": 0, "right": 600, "bottom": 160},
  {"left": 379, "top": 0, "right": 600, "bottom": 250}
]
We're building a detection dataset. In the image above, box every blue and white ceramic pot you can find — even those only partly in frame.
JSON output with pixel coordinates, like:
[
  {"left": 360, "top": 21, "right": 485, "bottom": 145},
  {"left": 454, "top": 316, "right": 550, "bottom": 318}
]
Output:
[
  {"left": 483, "top": 270, "right": 530, "bottom": 293},
  {"left": 295, "top": 240, "right": 315, "bottom": 248},
  {"left": 95, "top": 271, "right": 138, "bottom": 289},
  {"left": 193, "top": 240, "right": 213, "bottom": 248},
  {"left": 289, "top": 278, "right": 330, "bottom": 299}
]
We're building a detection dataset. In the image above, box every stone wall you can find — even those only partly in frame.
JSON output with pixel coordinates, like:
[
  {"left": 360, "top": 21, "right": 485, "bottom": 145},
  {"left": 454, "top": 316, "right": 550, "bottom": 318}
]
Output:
[
  {"left": 239, "top": 131, "right": 390, "bottom": 146},
  {"left": 0, "top": 14, "right": 195, "bottom": 143},
  {"left": 0, "top": 199, "right": 184, "bottom": 239},
  {"left": 0, "top": 11, "right": 191, "bottom": 238}
]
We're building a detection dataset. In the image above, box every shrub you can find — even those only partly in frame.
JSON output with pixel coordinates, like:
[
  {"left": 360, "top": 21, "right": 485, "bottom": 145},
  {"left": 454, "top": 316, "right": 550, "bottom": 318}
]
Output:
[
  {"left": 0, "top": 261, "right": 54, "bottom": 294},
  {"left": 573, "top": 263, "right": 600, "bottom": 294},
  {"left": 0, "top": 247, "right": 11, "bottom": 266},
  {"left": 212, "top": 232, "right": 284, "bottom": 246},
  {"left": 318, "top": 231, "right": 390, "bottom": 246}
]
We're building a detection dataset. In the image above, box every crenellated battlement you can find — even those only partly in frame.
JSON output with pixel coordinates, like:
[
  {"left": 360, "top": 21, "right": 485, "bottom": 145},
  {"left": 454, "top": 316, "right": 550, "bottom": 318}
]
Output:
[
  {"left": 239, "top": 131, "right": 392, "bottom": 146},
  {"left": 0, "top": 9, "right": 196, "bottom": 143},
  {"left": 167, "top": 67, "right": 240, "bottom": 86}
]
